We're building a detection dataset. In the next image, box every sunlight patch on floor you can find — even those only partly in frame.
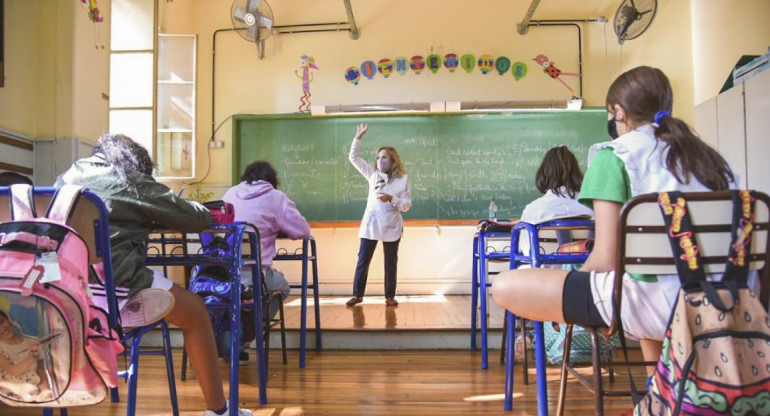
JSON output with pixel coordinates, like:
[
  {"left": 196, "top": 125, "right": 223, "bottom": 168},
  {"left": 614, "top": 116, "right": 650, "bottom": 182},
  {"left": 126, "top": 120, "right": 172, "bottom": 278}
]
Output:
[
  {"left": 463, "top": 392, "right": 523, "bottom": 402},
  {"left": 284, "top": 294, "right": 450, "bottom": 307}
]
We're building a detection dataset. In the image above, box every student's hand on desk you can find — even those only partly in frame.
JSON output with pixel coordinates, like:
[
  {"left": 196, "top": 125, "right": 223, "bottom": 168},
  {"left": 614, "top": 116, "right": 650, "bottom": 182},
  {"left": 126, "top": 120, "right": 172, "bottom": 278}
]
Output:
[
  {"left": 355, "top": 123, "right": 369, "bottom": 140},
  {"left": 378, "top": 192, "right": 393, "bottom": 203}
]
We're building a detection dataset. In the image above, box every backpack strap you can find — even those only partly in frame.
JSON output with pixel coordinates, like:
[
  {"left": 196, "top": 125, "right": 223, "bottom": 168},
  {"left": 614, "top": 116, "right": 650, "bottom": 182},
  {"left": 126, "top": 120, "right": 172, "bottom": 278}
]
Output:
[
  {"left": 9, "top": 184, "right": 37, "bottom": 220},
  {"left": 46, "top": 184, "right": 83, "bottom": 224},
  {"left": 657, "top": 191, "right": 706, "bottom": 284},
  {"left": 722, "top": 190, "right": 755, "bottom": 283}
]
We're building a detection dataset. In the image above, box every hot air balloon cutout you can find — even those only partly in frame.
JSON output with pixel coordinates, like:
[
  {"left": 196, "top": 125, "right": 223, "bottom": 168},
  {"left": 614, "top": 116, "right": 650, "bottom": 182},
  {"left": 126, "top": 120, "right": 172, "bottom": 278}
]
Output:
[
  {"left": 345, "top": 67, "right": 361, "bottom": 85},
  {"left": 477, "top": 55, "right": 494, "bottom": 74},
  {"left": 410, "top": 56, "right": 425, "bottom": 75},
  {"left": 427, "top": 54, "right": 441, "bottom": 74},
  {"left": 295, "top": 55, "right": 318, "bottom": 113},
  {"left": 361, "top": 60, "right": 377, "bottom": 80},
  {"left": 395, "top": 57, "right": 409, "bottom": 76},
  {"left": 495, "top": 56, "right": 512, "bottom": 76},
  {"left": 377, "top": 59, "right": 394, "bottom": 78},
  {"left": 512, "top": 61, "right": 528, "bottom": 81},
  {"left": 444, "top": 54, "right": 459, "bottom": 72},
  {"left": 533, "top": 54, "right": 581, "bottom": 92},
  {"left": 460, "top": 54, "right": 476, "bottom": 73}
]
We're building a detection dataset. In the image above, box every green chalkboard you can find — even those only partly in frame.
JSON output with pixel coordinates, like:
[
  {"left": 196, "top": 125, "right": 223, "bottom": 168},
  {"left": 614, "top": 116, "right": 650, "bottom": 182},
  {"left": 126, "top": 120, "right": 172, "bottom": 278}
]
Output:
[{"left": 232, "top": 110, "right": 607, "bottom": 222}]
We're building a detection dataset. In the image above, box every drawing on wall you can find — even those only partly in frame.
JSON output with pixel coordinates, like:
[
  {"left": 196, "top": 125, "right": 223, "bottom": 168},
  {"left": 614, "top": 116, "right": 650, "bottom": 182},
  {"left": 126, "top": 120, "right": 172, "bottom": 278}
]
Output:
[
  {"left": 495, "top": 56, "right": 512, "bottom": 76},
  {"left": 345, "top": 67, "right": 361, "bottom": 85},
  {"left": 461, "top": 54, "right": 476, "bottom": 73},
  {"left": 377, "top": 59, "right": 394, "bottom": 78},
  {"left": 533, "top": 54, "right": 581, "bottom": 92},
  {"left": 512, "top": 61, "right": 528, "bottom": 81},
  {"left": 295, "top": 55, "right": 318, "bottom": 113},
  {"left": 443, "top": 54, "right": 459, "bottom": 72},
  {"left": 477, "top": 55, "right": 494, "bottom": 75},
  {"left": 361, "top": 60, "right": 376, "bottom": 80},
  {"left": 410, "top": 56, "right": 426, "bottom": 75},
  {"left": 340, "top": 52, "right": 568, "bottom": 88}
]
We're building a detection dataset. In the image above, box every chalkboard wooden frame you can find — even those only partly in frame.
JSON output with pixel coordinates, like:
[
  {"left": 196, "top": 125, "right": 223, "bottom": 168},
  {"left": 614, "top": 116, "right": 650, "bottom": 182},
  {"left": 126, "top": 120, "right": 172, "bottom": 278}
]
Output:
[{"left": 232, "top": 109, "right": 607, "bottom": 224}]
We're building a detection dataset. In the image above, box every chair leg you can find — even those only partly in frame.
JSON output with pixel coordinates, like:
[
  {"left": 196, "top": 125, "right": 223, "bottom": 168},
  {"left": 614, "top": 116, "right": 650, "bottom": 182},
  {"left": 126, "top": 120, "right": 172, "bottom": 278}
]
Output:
[
  {"left": 555, "top": 324, "right": 575, "bottom": 416},
  {"left": 161, "top": 322, "right": 180, "bottom": 416},
  {"left": 503, "top": 311, "right": 515, "bottom": 411},
  {"left": 522, "top": 318, "right": 529, "bottom": 385},
  {"left": 180, "top": 349, "right": 188, "bottom": 381},
  {"left": 499, "top": 313, "right": 507, "bottom": 364},
  {"left": 589, "top": 328, "right": 605, "bottom": 416},
  {"left": 278, "top": 296, "right": 287, "bottom": 364}
]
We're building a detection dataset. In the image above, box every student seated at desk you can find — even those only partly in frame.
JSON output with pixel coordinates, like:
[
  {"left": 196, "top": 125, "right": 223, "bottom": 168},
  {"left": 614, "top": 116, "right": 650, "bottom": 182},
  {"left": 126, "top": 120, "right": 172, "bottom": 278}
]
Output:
[
  {"left": 492, "top": 66, "right": 737, "bottom": 372},
  {"left": 222, "top": 160, "right": 311, "bottom": 318},
  {"left": 55, "top": 133, "right": 253, "bottom": 416},
  {"left": 518, "top": 145, "right": 593, "bottom": 257}
]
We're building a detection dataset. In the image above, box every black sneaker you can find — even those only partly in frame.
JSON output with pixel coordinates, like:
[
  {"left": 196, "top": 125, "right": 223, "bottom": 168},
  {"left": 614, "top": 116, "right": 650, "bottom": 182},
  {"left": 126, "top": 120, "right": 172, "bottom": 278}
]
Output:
[{"left": 239, "top": 350, "right": 249, "bottom": 366}]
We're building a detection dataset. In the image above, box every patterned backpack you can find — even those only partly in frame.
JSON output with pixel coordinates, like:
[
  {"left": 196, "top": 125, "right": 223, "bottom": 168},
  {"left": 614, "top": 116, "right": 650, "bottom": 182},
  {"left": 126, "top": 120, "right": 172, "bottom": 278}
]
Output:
[
  {"left": 628, "top": 190, "right": 770, "bottom": 416},
  {"left": 0, "top": 184, "right": 122, "bottom": 408}
]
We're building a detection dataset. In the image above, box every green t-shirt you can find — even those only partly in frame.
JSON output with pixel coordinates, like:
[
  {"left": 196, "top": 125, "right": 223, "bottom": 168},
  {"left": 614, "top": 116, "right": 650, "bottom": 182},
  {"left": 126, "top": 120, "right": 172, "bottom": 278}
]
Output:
[
  {"left": 578, "top": 147, "right": 632, "bottom": 209},
  {"left": 577, "top": 147, "right": 656, "bottom": 282}
]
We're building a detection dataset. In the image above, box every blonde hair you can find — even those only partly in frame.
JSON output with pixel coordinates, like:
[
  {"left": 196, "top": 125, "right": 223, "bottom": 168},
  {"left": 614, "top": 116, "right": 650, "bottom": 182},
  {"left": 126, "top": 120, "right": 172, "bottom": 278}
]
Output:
[{"left": 374, "top": 146, "right": 406, "bottom": 178}]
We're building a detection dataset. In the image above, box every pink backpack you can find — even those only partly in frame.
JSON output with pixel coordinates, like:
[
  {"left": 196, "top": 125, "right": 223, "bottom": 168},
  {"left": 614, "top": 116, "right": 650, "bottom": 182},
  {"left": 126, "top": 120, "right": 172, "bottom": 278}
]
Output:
[{"left": 0, "top": 184, "right": 122, "bottom": 408}]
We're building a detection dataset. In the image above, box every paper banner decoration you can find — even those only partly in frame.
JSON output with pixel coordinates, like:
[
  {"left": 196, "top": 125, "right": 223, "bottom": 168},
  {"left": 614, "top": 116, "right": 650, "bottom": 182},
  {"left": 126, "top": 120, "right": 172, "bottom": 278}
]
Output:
[
  {"left": 461, "top": 54, "right": 475, "bottom": 73},
  {"left": 361, "top": 60, "right": 377, "bottom": 80},
  {"left": 512, "top": 61, "right": 528, "bottom": 81},
  {"left": 533, "top": 54, "right": 581, "bottom": 92},
  {"left": 495, "top": 56, "right": 511, "bottom": 76},
  {"left": 477, "top": 55, "right": 494, "bottom": 74},
  {"left": 410, "top": 56, "right": 425, "bottom": 74},
  {"left": 444, "top": 54, "right": 459, "bottom": 72},
  {"left": 82, "top": 0, "right": 103, "bottom": 23},
  {"left": 427, "top": 54, "right": 441, "bottom": 74},
  {"left": 345, "top": 67, "right": 361, "bottom": 85},
  {"left": 377, "top": 58, "right": 394, "bottom": 78},
  {"left": 296, "top": 55, "right": 318, "bottom": 113},
  {"left": 395, "top": 57, "right": 408, "bottom": 76}
]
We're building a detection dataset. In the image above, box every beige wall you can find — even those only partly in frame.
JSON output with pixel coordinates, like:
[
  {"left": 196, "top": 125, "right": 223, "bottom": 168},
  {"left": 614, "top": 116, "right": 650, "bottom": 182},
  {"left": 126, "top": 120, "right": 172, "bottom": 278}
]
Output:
[
  {"left": 0, "top": 0, "right": 109, "bottom": 142},
  {"left": 692, "top": 0, "right": 770, "bottom": 105}
]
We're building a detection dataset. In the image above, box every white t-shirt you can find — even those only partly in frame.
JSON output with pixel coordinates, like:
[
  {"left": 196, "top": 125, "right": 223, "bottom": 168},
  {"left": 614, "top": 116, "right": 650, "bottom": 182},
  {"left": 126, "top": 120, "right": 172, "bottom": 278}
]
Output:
[{"left": 518, "top": 188, "right": 593, "bottom": 255}]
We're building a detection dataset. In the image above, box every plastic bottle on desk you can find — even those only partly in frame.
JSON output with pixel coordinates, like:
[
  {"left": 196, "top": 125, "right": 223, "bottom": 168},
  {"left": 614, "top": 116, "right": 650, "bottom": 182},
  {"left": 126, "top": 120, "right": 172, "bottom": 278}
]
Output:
[{"left": 488, "top": 199, "right": 497, "bottom": 222}]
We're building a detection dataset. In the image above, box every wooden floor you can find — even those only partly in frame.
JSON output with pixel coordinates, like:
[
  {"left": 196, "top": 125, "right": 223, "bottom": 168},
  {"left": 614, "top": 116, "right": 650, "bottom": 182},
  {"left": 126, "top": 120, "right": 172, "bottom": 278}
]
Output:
[
  {"left": 281, "top": 294, "right": 507, "bottom": 330},
  {"left": 1, "top": 295, "right": 648, "bottom": 415}
]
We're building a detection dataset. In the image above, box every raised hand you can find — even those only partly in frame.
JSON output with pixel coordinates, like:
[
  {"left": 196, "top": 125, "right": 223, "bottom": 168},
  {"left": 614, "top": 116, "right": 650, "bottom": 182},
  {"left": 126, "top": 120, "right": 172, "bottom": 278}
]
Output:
[{"left": 355, "top": 123, "right": 369, "bottom": 140}]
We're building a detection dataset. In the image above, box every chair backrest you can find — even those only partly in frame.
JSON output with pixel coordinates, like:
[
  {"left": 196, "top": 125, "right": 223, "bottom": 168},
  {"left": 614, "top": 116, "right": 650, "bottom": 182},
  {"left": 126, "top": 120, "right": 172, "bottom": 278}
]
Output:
[
  {"left": 511, "top": 218, "right": 595, "bottom": 268},
  {"left": 613, "top": 191, "right": 770, "bottom": 331}
]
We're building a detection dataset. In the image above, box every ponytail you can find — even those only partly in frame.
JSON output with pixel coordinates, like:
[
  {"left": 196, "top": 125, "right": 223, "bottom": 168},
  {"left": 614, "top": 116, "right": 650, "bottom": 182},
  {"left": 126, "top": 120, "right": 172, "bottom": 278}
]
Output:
[{"left": 655, "top": 116, "right": 735, "bottom": 190}]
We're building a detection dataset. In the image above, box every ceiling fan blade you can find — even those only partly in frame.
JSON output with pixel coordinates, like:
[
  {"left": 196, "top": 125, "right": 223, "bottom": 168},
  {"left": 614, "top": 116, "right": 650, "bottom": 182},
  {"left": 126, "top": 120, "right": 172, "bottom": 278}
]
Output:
[
  {"left": 233, "top": 6, "right": 247, "bottom": 23},
  {"left": 258, "top": 14, "right": 273, "bottom": 30},
  {"left": 246, "top": 24, "right": 258, "bottom": 40},
  {"left": 246, "top": 0, "right": 261, "bottom": 13}
]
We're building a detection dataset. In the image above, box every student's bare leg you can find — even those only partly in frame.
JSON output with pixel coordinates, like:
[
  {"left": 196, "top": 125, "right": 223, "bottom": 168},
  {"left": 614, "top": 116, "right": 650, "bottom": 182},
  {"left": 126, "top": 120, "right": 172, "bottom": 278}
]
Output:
[
  {"left": 491, "top": 267, "right": 571, "bottom": 323},
  {"left": 640, "top": 339, "right": 663, "bottom": 376},
  {"left": 165, "top": 285, "right": 226, "bottom": 411}
]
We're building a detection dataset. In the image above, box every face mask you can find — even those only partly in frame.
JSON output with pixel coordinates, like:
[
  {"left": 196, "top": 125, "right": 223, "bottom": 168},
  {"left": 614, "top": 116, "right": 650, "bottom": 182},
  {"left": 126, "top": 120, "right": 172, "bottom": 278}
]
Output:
[
  {"left": 377, "top": 158, "right": 390, "bottom": 172},
  {"left": 607, "top": 118, "right": 619, "bottom": 140}
]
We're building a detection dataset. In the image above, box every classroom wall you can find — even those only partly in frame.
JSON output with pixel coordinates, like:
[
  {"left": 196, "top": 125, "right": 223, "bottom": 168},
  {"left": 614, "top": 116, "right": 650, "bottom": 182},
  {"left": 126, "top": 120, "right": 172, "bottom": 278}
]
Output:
[
  {"left": 691, "top": 0, "right": 770, "bottom": 105},
  {"left": 0, "top": 0, "right": 108, "bottom": 144}
]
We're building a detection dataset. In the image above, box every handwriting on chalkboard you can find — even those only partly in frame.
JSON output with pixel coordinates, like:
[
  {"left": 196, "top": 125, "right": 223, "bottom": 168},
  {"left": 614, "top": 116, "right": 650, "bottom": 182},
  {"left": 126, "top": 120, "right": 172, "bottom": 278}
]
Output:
[{"left": 234, "top": 111, "right": 606, "bottom": 221}]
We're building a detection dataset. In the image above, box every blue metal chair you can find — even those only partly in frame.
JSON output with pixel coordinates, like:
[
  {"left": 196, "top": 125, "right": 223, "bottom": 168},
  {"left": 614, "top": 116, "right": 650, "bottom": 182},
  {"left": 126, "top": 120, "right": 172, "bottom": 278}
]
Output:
[
  {"left": 502, "top": 218, "right": 594, "bottom": 414},
  {"left": 470, "top": 220, "right": 515, "bottom": 369},
  {"left": 274, "top": 235, "right": 322, "bottom": 368}
]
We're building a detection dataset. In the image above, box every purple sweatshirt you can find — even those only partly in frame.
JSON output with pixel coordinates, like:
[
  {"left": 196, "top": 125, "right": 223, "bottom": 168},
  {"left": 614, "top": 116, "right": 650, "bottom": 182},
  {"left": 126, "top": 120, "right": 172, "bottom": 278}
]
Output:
[{"left": 222, "top": 180, "right": 311, "bottom": 268}]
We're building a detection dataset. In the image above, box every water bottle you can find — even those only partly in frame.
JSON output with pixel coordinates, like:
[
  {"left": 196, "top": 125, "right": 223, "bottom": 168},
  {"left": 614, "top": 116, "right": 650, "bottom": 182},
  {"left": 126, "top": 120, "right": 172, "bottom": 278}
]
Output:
[{"left": 488, "top": 199, "right": 497, "bottom": 222}]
